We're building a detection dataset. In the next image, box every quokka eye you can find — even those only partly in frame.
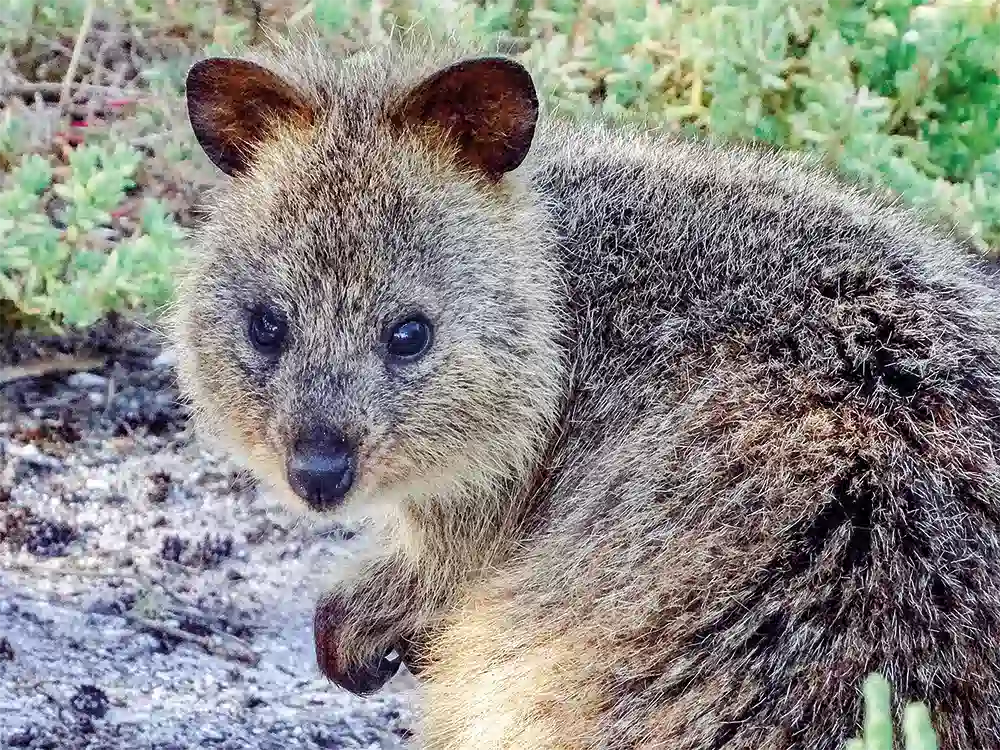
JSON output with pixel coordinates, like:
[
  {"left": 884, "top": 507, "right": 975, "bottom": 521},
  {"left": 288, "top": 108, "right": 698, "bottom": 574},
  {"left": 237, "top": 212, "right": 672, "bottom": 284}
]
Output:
[
  {"left": 248, "top": 305, "right": 287, "bottom": 356},
  {"left": 384, "top": 314, "right": 433, "bottom": 363}
]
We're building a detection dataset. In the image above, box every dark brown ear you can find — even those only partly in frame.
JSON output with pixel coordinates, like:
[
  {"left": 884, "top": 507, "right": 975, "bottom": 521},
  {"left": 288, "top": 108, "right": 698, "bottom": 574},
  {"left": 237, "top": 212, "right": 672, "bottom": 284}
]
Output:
[
  {"left": 185, "top": 57, "right": 316, "bottom": 177},
  {"left": 393, "top": 56, "right": 539, "bottom": 181}
]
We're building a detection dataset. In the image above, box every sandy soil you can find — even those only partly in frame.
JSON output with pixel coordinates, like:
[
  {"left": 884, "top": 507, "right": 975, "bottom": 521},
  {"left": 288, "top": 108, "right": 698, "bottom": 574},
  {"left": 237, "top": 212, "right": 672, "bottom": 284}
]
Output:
[{"left": 0, "top": 323, "right": 418, "bottom": 749}]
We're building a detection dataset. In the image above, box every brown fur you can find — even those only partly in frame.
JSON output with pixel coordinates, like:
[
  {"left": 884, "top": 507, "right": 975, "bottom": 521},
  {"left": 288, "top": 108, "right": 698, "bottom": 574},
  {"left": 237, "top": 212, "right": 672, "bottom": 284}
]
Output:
[{"left": 169, "top": 26, "right": 1000, "bottom": 750}]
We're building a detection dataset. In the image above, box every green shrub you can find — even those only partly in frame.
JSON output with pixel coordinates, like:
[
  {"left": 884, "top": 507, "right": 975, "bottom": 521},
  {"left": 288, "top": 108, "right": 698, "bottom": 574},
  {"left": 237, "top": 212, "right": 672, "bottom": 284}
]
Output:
[
  {"left": 419, "top": 0, "right": 1000, "bottom": 254},
  {"left": 0, "top": 0, "right": 257, "bottom": 334},
  {"left": 3, "top": 0, "right": 998, "bottom": 332},
  {"left": 0, "top": 142, "right": 183, "bottom": 332}
]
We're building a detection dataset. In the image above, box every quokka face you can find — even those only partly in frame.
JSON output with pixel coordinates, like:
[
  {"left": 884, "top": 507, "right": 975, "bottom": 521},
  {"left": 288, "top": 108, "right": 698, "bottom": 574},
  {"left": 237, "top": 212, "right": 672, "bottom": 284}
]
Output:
[{"left": 170, "top": 37, "right": 564, "bottom": 517}]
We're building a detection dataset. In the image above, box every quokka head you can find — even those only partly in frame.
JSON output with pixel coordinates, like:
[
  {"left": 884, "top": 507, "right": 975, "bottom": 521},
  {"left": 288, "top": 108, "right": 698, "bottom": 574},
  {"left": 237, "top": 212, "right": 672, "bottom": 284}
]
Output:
[{"left": 168, "top": 35, "right": 565, "bottom": 519}]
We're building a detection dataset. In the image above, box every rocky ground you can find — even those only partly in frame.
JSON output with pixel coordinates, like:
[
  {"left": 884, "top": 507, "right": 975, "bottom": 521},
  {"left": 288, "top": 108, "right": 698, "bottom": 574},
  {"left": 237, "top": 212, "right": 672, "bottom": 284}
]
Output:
[{"left": 0, "top": 319, "right": 418, "bottom": 749}]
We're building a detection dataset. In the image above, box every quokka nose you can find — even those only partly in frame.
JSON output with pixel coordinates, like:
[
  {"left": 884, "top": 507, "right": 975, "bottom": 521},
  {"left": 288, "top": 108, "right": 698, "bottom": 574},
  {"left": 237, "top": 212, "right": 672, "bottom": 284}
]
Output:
[{"left": 286, "top": 427, "right": 355, "bottom": 511}]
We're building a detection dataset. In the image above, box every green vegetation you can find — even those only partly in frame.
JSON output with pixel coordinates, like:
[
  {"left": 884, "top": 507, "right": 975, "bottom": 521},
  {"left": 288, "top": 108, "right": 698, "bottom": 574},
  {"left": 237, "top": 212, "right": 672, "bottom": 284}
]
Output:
[
  {"left": 0, "top": 142, "right": 183, "bottom": 331},
  {"left": 2, "top": 0, "right": 998, "bottom": 333},
  {"left": 1, "top": 0, "right": 258, "bottom": 332}
]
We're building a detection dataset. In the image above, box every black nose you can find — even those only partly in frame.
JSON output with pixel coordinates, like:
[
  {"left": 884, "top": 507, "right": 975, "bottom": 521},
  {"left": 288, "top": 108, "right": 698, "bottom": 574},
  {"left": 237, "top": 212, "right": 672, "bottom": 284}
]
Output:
[{"left": 286, "top": 427, "right": 355, "bottom": 510}]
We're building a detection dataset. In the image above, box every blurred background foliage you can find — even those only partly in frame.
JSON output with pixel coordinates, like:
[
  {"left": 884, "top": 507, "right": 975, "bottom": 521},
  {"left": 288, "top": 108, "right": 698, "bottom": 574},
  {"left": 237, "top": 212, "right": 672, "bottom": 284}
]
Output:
[{"left": 0, "top": 0, "right": 997, "bottom": 336}]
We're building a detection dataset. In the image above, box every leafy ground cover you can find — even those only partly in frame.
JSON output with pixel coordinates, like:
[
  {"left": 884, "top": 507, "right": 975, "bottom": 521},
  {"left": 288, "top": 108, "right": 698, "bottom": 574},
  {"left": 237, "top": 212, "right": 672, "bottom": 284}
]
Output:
[{"left": 2, "top": 0, "right": 998, "bottom": 336}]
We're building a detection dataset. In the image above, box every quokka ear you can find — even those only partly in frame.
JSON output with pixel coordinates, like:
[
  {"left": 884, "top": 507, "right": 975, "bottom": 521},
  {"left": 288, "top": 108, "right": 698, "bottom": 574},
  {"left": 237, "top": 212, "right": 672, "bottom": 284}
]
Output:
[
  {"left": 185, "top": 57, "right": 316, "bottom": 177},
  {"left": 392, "top": 56, "right": 539, "bottom": 181}
]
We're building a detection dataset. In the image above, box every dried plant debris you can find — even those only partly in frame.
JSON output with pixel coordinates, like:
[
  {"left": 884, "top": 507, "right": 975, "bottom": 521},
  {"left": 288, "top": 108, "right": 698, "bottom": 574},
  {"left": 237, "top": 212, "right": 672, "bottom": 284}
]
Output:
[{"left": 0, "top": 317, "right": 415, "bottom": 750}]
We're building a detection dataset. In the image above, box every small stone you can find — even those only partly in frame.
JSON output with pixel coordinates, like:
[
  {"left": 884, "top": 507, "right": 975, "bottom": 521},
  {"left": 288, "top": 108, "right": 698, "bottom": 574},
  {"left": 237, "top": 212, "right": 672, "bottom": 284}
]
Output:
[
  {"left": 85, "top": 477, "right": 110, "bottom": 492},
  {"left": 152, "top": 348, "right": 178, "bottom": 368},
  {"left": 7, "top": 442, "right": 39, "bottom": 458},
  {"left": 67, "top": 372, "right": 109, "bottom": 390},
  {"left": 0, "top": 636, "right": 14, "bottom": 661},
  {"left": 200, "top": 726, "right": 227, "bottom": 743}
]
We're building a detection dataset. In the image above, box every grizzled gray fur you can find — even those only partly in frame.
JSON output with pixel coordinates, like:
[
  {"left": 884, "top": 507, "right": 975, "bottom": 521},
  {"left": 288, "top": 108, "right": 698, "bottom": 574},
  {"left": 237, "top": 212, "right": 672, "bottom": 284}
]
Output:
[{"left": 169, "top": 26, "right": 1000, "bottom": 750}]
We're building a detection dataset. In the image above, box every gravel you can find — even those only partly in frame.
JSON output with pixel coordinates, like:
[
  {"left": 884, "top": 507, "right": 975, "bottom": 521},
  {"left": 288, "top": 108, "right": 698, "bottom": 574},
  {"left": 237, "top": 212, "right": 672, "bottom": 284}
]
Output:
[{"left": 0, "top": 318, "right": 417, "bottom": 749}]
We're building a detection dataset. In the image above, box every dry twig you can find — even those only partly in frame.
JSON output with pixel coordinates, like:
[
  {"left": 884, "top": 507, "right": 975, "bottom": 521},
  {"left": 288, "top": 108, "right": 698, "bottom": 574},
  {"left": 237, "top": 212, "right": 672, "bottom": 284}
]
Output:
[
  {"left": 0, "top": 357, "right": 106, "bottom": 386},
  {"left": 59, "top": 0, "right": 97, "bottom": 115},
  {"left": 121, "top": 611, "right": 261, "bottom": 666},
  {"left": 2, "top": 82, "right": 131, "bottom": 98}
]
